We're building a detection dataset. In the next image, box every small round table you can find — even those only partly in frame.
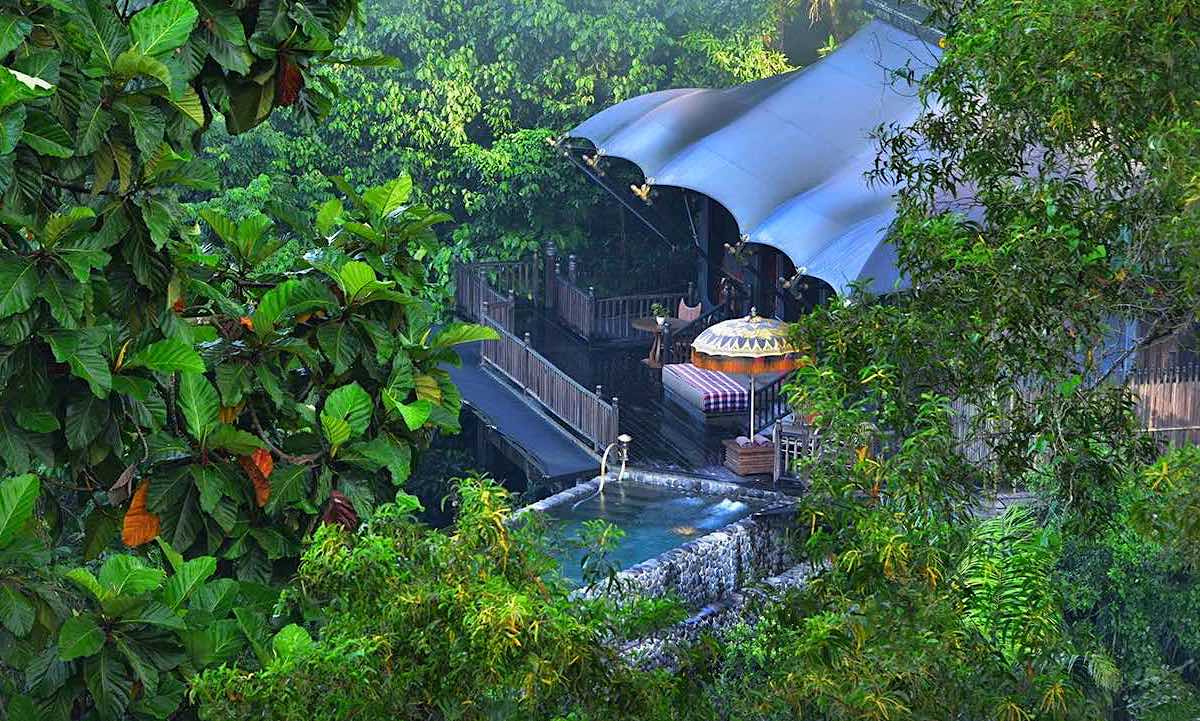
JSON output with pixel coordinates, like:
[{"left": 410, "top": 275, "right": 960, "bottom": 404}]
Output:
[{"left": 631, "top": 317, "right": 681, "bottom": 368}]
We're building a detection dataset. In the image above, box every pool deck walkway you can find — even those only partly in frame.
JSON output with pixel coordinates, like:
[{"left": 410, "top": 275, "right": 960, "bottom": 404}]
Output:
[{"left": 450, "top": 342, "right": 599, "bottom": 482}]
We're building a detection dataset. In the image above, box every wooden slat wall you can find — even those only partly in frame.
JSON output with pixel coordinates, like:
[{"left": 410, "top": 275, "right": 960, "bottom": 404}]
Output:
[{"left": 1130, "top": 364, "right": 1200, "bottom": 447}]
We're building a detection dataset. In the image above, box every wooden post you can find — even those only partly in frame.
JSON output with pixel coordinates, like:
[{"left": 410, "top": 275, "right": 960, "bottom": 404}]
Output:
[
  {"left": 523, "top": 331, "right": 532, "bottom": 393},
  {"left": 662, "top": 319, "right": 673, "bottom": 366},
  {"left": 612, "top": 396, "right": 620, "bottom": 448},
  {"left": 587, "top": 286, "right": 595, "bottom": 340},
  {"left": 772, "top": 422, "right": 781, "bottom": 484},
  {"left": 544, "top": 243, "right": 557, "bottom": 311},
  {"left": 687, "top": 281, "right": 695, "bottom": 306},
  {"left": 568, "top": 254, "right": 578, "bottom": 283},
  {"left": 595, "top": 385, "right": 604, "bottom": 453}
]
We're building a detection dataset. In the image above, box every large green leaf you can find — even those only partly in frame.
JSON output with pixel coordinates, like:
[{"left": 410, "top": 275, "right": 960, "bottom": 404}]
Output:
[
  {"left": 430, "top": 322, "right": 499, "bottom": 349},
  {"left": 76, "top": 103, "right": 113, "bottom": 155},
  {"left": 98, "top": 555, "right": 165, "bottom": 596},
  {"left": 362, "top": 175, "right": 413, "bottom": 217},
  {"left": 320, "top": 415, "right": 350, "bottom": 450},
  {"left": 131, "top": 0, "right": 199, "bottom": 57},
  {"left": 123, "top": 338, "right": 205, "bottom": 374},
  {"left": 159, "top": 484, "right": 201, "bottom": 553},
  {"left": 0, "top": 13, "right": 32, "bottom": 58},
  {"left": 41, "top": 206, "right": 97, "bottom": 247},
  {"left": 0, "top": 473, "right": 38, "bottom": 548},
  {"left": 181, "top": 618, "right": 244, "bottom": 667},
  {"left": 0, "top": 66, "right": 52, "bottom": 112},
  {"left": 322, "top": 383, "right": 372, "bottom": 437},
  {"left": 0, "top": 253, "right": 38, "bottom": 319},
  {"left": 0, "top": 584, "right": 35, "bottom": 636},
  {"left": 161, "top": 555, "right": 216, "bottom": 610},
  {"left": 251, "top": 278, "right": 338, "bottom": 336},
  {"left": 114, "top": 97, "right": 164, "bottom": 155},
  {"left": 117, "top": 600, "right": 185, "bottom": 629},
  {"left": 39, "top": 268, "right": 84, "bottom": 328},
  {"left": 345, "top": 435, "right": 411, "bottom": 486},
  {"left": 57, "top": 212, "right": 126, "bottom": 282},
  {"left": 214, "top": 362, "right": 250, "bottom": 405},
  {"left": 59, "top": 615, "right": 105, "bottom": 661},
  {"left": 84, "top": 648, "right": 133, "bottom": 720},
  {"left": 263, "top": 464, "right": 309, "bottom": 516},
  {"left": 20, "top": 110, "right": 72, "bottom": 157},
  {"left": 317, "top": 321, "right": 361, "bottom": 375},
  {"left": 207, "top": 424, "right": 263, "bottom": 455},
  {"left": 113, "top": 48, "right": 172, "bottom": 88},
  {"left": 178, "top": 372, "right": 218, "bottom": 445},
  {"left": 224, "top": 77, "right": 273, "bottom": 134},
  {"left": 0, "top": 103, "right": 25, "bottom": 155},
  {"left": 45, "top": 329, "right": 112, "bottom": 398},
  {"left": 64, "top": 392, "right": 108, "bottom": 449},
  {"left": 315, "top": 198, "right": 343, "bottom": 235},
  {"left": 271, "top": 623, "right": 313, "bottom": 659},
  {"left": 76, "top": 0, "right": 130, "bottom": 75}
]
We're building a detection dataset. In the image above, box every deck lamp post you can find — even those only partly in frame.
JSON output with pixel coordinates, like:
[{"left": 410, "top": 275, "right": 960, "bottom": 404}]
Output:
[{"left": 690, "top": 308, "right": 803, "bottom": 439}]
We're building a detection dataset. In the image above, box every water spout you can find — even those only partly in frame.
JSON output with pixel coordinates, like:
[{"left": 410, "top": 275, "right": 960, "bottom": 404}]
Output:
[{"left": 572, "top": 434, "right": 631, "bottom": 510}]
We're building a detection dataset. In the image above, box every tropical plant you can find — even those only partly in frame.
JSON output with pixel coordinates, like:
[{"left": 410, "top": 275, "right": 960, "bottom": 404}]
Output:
[
  {"left": 191, "top": 476, "right": 677, "bottom": 721},
  {"left": 0, "top": 2, "right": 498, "bottom": 717}
]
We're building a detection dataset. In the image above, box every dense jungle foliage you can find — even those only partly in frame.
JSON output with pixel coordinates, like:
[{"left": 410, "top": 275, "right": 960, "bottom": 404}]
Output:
[{"left": 2, "top": 0, "right": 1200, "bottom": 719}]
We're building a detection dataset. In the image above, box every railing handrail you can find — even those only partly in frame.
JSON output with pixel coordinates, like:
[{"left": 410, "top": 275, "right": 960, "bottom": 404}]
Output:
[{"left": 478, "top": 311, "right": 618, "bottom": 452}]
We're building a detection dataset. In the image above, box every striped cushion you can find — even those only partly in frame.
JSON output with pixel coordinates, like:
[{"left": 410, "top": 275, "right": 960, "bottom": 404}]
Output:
[{"left": 663, "top": 363, "right": 749, "bottom": 413}]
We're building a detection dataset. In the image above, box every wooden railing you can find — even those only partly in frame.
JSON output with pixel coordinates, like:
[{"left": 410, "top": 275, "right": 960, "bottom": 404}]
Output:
[
  {"left": 772, "top": 420, "right": 820, "bottom": 482},
  {"left": 454, "top": 265, "right": 516, "bottom": 333},
  {"left": 479, "top": 314, "right": 619, "bottom": 452},
  {"left": 753, "top": 374, "right": 791, "bottom": 434},
  {"left": 554, "top": 276, "right": 594, "bottom": 339}
]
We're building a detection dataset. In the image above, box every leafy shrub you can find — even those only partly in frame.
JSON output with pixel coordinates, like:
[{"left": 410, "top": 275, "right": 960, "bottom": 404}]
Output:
[{"left": 192, "top": 476, "right": 674, "bottom": 721}]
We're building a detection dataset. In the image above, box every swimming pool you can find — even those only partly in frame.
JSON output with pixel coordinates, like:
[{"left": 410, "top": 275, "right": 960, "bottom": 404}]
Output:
[{"left": 543, "top": 480, "right": 771, "bottom": 585}]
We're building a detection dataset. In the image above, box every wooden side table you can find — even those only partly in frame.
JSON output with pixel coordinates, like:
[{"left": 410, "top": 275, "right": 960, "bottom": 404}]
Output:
[{"left": 631, "top": 316, "right": 681, "bottom": 368}]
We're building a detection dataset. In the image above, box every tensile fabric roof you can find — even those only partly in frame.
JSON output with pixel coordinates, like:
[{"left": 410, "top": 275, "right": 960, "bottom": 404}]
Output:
[{"left": 568, "top": 19, "right": 941, "bottom": 294}]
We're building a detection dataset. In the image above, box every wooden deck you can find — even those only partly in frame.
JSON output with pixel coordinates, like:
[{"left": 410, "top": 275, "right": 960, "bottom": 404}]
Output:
[{"left": 521, "top": 307, "right": 756, "bottom": 478}]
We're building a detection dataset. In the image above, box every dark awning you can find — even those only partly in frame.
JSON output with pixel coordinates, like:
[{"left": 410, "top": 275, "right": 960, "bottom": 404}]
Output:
[{"left": 568, "top": 19, "right": 940, "bottom": 295}]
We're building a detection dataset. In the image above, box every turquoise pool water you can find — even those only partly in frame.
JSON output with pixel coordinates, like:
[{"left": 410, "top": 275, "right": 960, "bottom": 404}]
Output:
[{"left": 545, "top": 482, "right": 768, "bottom": 585}]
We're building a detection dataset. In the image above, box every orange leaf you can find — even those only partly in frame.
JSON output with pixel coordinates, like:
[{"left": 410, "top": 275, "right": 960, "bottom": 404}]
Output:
[
  {"left": 218, "top": 402, "right": 244, "bottom": 424},
  {"left": 239, "top": 316, "right": 254, "bottom": 331},
  {"left": 122, "top": 480, "right": 160, "bottom": 547},
  {"left": 240, "top": 448, "right": 274, "bottom": 507}
]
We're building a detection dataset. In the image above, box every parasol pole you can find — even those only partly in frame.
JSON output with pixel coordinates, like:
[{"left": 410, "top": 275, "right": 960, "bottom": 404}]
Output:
[{"left": 749, "top": 375, "right": 756, "bottom": 439}]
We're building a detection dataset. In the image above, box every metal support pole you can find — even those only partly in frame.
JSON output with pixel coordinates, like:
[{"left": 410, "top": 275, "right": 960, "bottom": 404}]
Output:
[{"left": 750, "top": 375, "right": 756, "bottom": 439}]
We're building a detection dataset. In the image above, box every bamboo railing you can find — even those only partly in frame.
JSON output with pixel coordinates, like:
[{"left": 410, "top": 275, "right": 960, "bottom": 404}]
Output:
[{"left": 479, "top": 315, "right": 619, "bottom": 452}]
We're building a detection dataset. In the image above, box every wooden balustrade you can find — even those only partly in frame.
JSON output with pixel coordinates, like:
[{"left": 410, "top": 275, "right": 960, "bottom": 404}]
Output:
[
  {"left": 554, "top": 277, "right": 594, "bottom": 339},
  {"left": 479, "top": 314, "right": 619, "bottom": 452},
  {"left": 592, "top": 291, "right": 690, "bottom": 341}
]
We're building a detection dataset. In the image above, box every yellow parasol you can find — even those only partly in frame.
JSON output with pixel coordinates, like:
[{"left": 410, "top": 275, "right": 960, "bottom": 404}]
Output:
[{"left": 691, "top": 308, "right": 802, "bottom": 438}]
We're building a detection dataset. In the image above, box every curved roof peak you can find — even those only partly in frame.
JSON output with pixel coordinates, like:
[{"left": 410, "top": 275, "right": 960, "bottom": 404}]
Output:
[{"left": 568, "top": 19, "right": 941, "bottom": 295}]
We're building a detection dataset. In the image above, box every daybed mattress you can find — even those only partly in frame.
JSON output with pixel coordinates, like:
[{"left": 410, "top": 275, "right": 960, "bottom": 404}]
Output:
[{"left": 661, "top": 364, "right": 782, "bottom": 414}]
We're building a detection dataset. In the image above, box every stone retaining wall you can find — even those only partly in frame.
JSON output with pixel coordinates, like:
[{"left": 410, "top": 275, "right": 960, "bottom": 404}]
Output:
[
  {"left": 515, "top": 469, "right": 798, "bottom": 609},
  {"left": 620, "top": 563, "right": 816, "bottom": 670}
]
